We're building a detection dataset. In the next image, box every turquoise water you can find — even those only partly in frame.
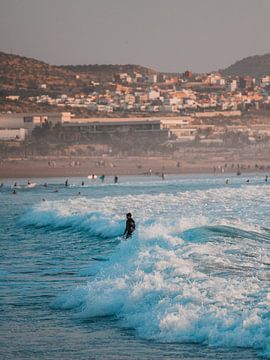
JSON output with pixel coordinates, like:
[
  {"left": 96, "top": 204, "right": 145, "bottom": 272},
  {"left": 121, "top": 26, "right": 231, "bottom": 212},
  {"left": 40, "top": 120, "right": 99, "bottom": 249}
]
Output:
[{"left": 1, "top": 174, "right": 270, "bottom": 359}]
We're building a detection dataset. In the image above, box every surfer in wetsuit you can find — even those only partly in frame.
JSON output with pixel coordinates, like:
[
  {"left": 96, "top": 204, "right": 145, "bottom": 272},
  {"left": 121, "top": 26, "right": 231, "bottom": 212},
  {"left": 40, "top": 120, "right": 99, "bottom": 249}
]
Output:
[{"left": 123, "top": 213, "right": 135, "bottom": 239}]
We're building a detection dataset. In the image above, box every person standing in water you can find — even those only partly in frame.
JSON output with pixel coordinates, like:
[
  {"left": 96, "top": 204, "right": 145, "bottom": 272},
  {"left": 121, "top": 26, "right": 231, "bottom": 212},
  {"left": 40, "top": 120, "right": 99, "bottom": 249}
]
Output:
[{"left": 123, "top": 213, "right": 136, "bottom": 239}]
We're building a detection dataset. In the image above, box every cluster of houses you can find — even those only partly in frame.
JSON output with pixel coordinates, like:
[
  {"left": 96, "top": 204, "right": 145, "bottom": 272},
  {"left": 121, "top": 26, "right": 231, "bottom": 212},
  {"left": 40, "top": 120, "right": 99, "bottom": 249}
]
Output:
[
  {"left": 20, "top": 71, "right": 270, "bottom": 114},
  {"left": 1, "top": 70, "right": 270, "bottom": 148}
]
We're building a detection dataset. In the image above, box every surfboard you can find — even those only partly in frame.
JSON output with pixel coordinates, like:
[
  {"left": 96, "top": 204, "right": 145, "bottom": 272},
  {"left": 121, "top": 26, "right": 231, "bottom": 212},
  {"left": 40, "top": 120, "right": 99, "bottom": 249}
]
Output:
[{"left": 27, "top": 183, "right": 37, "bottom": 188}]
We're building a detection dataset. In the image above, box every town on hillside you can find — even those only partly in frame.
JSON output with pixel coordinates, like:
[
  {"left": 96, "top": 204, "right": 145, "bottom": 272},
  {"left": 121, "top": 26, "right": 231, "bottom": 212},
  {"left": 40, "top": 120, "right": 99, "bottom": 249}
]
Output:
[{"left": 1, "top": 52, "right": 270, "bottom": 176}]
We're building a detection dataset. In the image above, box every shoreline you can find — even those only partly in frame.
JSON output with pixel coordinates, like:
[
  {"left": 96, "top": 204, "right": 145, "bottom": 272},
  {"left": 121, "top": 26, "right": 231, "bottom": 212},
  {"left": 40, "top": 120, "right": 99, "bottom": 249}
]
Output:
[{"left": 0, "top": 156, "right": 269, "bottom": 179}]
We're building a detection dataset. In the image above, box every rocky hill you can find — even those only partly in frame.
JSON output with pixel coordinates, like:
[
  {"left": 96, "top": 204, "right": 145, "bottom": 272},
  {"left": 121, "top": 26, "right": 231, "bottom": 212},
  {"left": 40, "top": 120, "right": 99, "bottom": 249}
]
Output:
[
  {"left": 60, "top": 64, "right": 155, "bottom": 76},
  {"left": 0, "top": 51, "right": 156, "bottom": 94},
  {"left": 221, "top": 53, "right": 270, "bottom": 78},
  {"left": 0, "top": 52, "right": 77, "bottom": 92}
]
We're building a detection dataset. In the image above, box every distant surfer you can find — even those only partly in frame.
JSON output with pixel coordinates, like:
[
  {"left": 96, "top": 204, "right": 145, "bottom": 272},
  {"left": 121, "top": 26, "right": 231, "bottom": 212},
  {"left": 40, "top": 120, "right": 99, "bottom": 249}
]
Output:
[
  {"left": 12, "top": 189, "right": 17, "bottom": 195},
  {"left": 100, "top": 174, "right": 105, "bottom": 183},
  {"left": 65, "top": 179, "right": 69, "bottom": 187},
  {"left": 81, "top": 181, "right": 85, "bottom": 186},
  {"left": 225, "top": 179, "right": 229, "bottom": 184},
  {"left": 123, "top": 213, "right": 135, "bottom": 240},
  {"left": 114, "top": 176, "right": 118, "bottom": 184},
  {"left": 265, "top": 175, "right": 268, "bottom": 182}
]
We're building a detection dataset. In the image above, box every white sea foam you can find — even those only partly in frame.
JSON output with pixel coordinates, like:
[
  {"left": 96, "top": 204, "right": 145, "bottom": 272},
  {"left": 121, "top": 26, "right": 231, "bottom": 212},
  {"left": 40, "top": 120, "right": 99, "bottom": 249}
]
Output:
[
  {"left": 53, "top": 221, "right": 270, "bottom": 357},
  {"left": 20, "top": 184, "right": 270, "bottom": 357}
]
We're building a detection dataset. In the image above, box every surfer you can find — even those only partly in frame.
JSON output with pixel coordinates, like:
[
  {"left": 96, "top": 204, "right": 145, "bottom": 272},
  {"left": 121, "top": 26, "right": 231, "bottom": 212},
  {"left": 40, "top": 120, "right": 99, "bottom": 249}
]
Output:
[
  {"left": 123, "top": 213, "right": 135, "bottom": 240},
  {"left": 65, "top": 179, "right": 69, "bottom": 187},
  {"left": 100, "top": 174, "right": 105, "bottom": 183},
  {"left": 114, "top": 176, "right": 118, "bottom": 184},
  {"left": 265, "top": 175, "right": 268, "bottom": 182}
]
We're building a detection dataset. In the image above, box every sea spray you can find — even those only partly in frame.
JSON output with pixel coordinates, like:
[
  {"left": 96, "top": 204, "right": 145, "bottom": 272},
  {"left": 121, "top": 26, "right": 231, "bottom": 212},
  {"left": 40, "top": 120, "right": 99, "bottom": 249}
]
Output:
[{"left": 18, "top": 184, "right": 270, "bottom": 357}]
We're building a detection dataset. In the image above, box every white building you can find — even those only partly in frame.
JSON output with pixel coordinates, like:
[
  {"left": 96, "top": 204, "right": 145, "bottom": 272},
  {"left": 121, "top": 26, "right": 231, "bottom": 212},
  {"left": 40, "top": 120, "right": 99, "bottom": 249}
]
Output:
[
  {"left": 0, "top": 112, "right": 72, "bottom": 130},
  {"left": 227, "top": 80, "right": 238, "bottom": 92},
  {"left": 148, "top": 89, "right": 160, "bottom": 100},
  {"left": 0, "top": 128, "right": 27, "bottom": 141},
  {"left": 146, "top": 74, "right": 158, "bottom": 83}
]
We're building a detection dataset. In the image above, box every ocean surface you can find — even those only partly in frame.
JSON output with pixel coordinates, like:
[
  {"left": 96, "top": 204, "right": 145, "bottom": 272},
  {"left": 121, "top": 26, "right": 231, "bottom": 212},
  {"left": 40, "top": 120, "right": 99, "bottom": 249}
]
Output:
[{"left": 1, "top": 174, "right": 270, "bottom": 360}]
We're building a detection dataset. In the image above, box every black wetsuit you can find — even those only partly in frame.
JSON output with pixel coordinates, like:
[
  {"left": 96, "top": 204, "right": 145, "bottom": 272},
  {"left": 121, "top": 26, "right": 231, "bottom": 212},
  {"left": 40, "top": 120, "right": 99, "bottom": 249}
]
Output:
[{"left": 123, "top": 218, "right": 135, "bottom": 239}]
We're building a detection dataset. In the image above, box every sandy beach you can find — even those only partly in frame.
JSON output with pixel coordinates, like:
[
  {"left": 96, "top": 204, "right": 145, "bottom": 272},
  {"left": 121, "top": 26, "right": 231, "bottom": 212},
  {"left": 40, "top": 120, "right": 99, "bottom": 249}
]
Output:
[{"left": 0, "top": 153, "right": 269, "bottom": 179}]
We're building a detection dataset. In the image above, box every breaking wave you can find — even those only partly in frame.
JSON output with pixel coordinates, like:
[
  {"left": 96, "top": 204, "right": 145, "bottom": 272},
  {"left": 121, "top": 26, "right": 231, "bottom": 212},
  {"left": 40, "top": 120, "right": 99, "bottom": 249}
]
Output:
[{"left": 19, "top": 186, "right": 270, "bottom": 357}]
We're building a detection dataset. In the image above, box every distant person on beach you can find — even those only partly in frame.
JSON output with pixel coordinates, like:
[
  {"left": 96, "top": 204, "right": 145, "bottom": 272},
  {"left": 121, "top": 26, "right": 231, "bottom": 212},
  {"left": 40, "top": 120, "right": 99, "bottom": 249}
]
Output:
[
  {"left": 265, "top": 175, "right": 268, "bottom": 182},
  {"left": 100, "top": 174, "right": 105, "bottom": 183},
  {"left": 161, "top": 172, "right": 165, "bottom": 180},
  {"left": 114, "top": 176, "right": 118, "bottom": 184},
  {"left": 123, "top": 213, "right": 135, "bottom": 240}
]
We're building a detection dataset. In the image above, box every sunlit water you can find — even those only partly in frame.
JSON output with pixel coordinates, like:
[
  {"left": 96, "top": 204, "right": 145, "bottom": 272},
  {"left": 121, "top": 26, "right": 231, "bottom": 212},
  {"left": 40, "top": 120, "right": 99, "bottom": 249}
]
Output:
[{"left": 1, "top": 174, "right": 270, "bottom": 359}]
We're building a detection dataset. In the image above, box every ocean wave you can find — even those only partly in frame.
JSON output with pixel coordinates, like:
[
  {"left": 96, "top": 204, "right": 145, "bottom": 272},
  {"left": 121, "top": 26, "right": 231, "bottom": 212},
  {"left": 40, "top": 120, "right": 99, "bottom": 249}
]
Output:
[
  {"left": 18, "top": 186, "right": 270, "bottom": 356},
  {"left": 18, "top": 202, "right": 124, "bottom": 238},
  {"left": 51, "top": 214, "right": 270, "bottom": 358}
]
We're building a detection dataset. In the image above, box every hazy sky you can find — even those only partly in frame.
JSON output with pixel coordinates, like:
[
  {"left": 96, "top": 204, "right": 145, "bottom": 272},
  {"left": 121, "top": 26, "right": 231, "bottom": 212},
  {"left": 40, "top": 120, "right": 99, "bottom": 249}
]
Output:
[{"left": 0, "top": 0, "right": 270, "bottom": 73}]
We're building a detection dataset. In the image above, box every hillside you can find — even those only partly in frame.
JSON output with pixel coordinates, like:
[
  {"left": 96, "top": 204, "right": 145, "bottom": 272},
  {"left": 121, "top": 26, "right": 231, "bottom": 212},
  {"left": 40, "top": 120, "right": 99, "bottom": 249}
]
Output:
[
  {"left": 0, "top": 52, "right": 76, "bottom": 92},
  {"left": 222, "top": 53, "right": 270, "bottom": 78},
  {"left": 0, "top": 51, "right": 156, "bottom": 94},
  {"left": 60, "top": 64, "right": 155, "bottom": 76}
]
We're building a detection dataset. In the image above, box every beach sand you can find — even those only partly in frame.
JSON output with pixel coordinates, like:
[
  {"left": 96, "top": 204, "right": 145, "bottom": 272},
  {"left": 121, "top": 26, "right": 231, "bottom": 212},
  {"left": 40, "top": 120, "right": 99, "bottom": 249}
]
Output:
[{"left": 0, "top": 154, "right": 269, "bottom": 179}]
